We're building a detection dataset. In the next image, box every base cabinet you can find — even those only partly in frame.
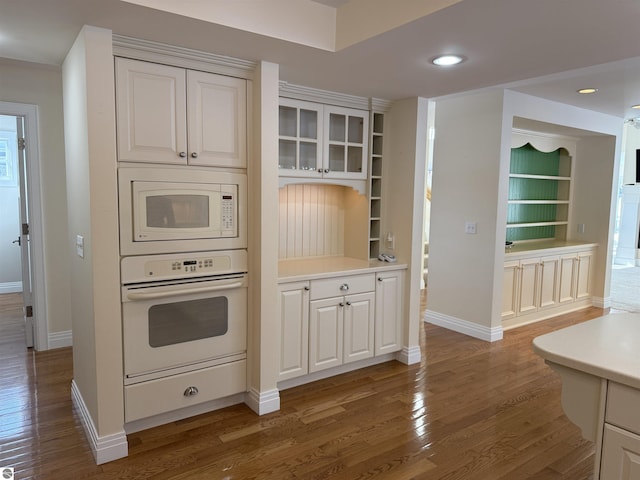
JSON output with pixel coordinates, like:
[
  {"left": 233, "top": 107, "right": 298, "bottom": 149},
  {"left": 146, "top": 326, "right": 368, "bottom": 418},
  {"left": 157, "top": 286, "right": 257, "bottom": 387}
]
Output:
[
  {"left": 601, "top": 424, "right": 640, "bottom": 479},
  {"left": 278, "top": 267, "right": 404, "bottom": 382},
  {"left": 502, "top": 246, "right": 595, "bottom": 328}
]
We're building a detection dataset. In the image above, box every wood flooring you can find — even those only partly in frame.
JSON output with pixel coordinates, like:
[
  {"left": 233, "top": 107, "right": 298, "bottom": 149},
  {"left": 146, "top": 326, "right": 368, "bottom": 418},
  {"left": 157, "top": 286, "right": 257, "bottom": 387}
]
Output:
[{"left": 0, "top": 291, "right": 606, "bottom": 479}]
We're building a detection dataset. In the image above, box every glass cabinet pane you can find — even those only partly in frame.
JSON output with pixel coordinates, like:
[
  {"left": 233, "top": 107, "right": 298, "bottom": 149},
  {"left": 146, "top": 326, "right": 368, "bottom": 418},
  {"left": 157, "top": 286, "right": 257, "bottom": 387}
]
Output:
[
  {"left": 348, "top": 116, "right": 364, "bottom": 143},
  {"left": 279, "top": 106, "right": 297, "bottom": 137},
  {"left": 347, "top": 146, "right": 363, "bottom": 173},
  {"left": 299, "top": 142, "right": 318, "bottom": 171},
  {"left": 300, "top": 109, "right": 318, "bottom": 139},
  {"left": 329, "top": 113, "right": 346, "bottom": 142},
  {"left": 328, "top": 144, "right": 345, "bottom": 172},
  {"left": 279, "top": 139, "right": 296, "bottom": 169}
]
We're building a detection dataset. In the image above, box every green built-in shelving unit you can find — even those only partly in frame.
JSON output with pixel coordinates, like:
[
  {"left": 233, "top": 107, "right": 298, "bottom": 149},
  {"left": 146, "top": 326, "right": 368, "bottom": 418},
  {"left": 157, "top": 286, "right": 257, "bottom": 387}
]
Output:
[{"left": 507, "top": 143, "right": 571, "bottom": 242}]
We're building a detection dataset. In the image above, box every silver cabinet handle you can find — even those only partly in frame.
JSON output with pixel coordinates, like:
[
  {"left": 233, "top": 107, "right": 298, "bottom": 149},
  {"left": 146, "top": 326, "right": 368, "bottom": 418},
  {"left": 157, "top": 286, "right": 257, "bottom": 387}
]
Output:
[
  {"left": 191, "top": 152, "right": 198, "bottom": 158},
  {"left": 339, "top": 283, "right": 349, "bottom": 291},
  {"left": 184, "top": 386, "right": 199, "bottom": 397},
  {"left": 178, "top": 151, "right": 187, "bottom": 158}
]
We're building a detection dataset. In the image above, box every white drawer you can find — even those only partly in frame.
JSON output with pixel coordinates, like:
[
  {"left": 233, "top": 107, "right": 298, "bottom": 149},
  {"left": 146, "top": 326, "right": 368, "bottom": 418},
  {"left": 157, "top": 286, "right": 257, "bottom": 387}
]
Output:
[
  {"left": 606, "top": 381, "right": 640, "bottom": 436},
  {"left": 125, "top": 360, "right": 246, "bottom": 422},
  {"left": 310, "top": 273, "right": 375, "bottom": 300}
]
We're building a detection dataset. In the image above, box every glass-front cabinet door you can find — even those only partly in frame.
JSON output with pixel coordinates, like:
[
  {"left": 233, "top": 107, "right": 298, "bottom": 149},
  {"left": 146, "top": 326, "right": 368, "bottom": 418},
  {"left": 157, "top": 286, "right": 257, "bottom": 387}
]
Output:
[
  {"left": 279, "top": 98, "right": 323, "bottom": 177},
  {"left": 324, "top": 105, "right": 369, "bottom": 180}
]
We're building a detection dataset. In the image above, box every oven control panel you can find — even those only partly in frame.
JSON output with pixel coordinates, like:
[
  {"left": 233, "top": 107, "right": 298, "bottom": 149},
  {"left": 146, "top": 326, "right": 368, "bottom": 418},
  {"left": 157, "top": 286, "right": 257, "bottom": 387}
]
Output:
[{"left": 121, "top": 250, "right": 247, "bottom": 284}]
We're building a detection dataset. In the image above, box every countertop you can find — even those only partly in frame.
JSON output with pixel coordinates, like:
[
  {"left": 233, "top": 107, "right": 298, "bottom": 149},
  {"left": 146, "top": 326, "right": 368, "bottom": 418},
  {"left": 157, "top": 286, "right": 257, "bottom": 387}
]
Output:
[
  {"left": 505, "top": 239, "right": 598, "bottom": 257},
  {"left": 278, "top": 256, "right": 407, "bottom": 282},
  {"left": 533, "top": 312, "right": 640, "bottom": 390}
]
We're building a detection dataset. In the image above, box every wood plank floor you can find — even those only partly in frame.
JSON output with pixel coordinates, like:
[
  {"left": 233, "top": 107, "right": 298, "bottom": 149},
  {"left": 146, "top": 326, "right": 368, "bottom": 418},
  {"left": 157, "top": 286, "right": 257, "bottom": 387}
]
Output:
[{"left": 0, "top": 291, "right": 606, "bottom": 479}]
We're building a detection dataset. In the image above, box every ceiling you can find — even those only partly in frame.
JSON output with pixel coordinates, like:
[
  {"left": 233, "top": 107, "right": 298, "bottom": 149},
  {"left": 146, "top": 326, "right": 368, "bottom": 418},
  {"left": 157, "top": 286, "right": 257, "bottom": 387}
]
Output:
[{"left": 2, "top": 0, "right": 640, "bottom": 122}]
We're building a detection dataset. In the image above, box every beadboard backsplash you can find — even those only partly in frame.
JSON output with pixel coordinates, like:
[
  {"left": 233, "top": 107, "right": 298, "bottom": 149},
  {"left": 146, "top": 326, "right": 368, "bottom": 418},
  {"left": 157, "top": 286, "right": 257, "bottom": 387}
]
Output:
[{"left": 279, "top": 184, "right": 368, "bottom": 260}]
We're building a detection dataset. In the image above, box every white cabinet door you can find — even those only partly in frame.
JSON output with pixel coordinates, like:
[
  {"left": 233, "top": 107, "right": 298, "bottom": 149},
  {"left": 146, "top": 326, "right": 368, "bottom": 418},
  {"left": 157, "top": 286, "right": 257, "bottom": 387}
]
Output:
[
  {"left": 278, "top": 282, "right": 309, "bottom": 381},
  {"left": 343, "top": 292, "right": 375, "bottom": 364},
  {"left": 309, "top": 298, "right": 343, "bottom": 373},
  {"left": 187, "top": 70, "right": 246, "bottom": 168},
  {"left": 502, "top": 260, "right": 520, "bottom": 320},
  {"left": 575, "top": 250, "right": 594, "bottom": 300},
  {"left": 374, "top": 271, "right": 403, "bottom": 356},
  {"left": 278, "top": 98, "right": 323, "bottom": 177},
  {"left": 601, "top": 424, "right": 640, "bottom": 480},
  {"left": 558, "top": 253, "right": 577, "bottom": 304},
  {"left": 323, "top": 105, "right": 369, "bottom": 180},
  {"left": 115, "top": 58, "right": 187, "bottom": 165},
  {"left": 538, "top": 255, "right": 559, "bottom": 310},
  {"left": 517, "top": 258, "right": 539, "bottom": 315}
]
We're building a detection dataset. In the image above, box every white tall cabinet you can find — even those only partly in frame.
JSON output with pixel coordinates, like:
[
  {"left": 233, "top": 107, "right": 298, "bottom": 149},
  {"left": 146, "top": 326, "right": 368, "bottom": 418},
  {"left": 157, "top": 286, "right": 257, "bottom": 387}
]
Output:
[{"left": 115, "top": 57, "right": 247, "bottom": 168}]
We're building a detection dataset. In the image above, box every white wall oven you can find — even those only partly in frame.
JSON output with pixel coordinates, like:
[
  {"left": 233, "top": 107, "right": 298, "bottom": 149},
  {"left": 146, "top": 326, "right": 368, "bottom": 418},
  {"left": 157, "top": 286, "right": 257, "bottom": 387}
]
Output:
[
  {"left": 118, "top": 165, "right": 247, "bottom": 255},
  {"left": 121, "top": 249, "right": 247, "bottom": 385}
]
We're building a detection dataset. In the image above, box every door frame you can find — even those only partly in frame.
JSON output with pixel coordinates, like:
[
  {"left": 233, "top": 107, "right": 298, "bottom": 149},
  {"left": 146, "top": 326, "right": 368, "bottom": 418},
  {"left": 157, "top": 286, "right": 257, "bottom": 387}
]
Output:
[{"left": 0, "top": 101, "right": 48, "bottom": 350}]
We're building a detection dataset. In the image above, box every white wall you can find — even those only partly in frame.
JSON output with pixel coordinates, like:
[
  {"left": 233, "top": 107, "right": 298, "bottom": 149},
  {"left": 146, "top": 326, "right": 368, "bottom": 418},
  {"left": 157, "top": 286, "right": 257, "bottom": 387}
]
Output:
[
  {"left": 63, "top": 26, "right": 125, "bottom": 455},
  {"left": 0, "top": 59, "right": 71, "bottom": 336}
]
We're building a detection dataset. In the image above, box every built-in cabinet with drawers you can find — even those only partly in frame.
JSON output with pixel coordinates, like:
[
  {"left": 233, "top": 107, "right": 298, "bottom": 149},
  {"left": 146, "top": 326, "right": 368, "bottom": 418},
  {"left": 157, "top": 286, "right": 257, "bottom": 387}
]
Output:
[
  {"left": 115, "top": 57, "right": 247, "bottom": 169},
  {"left": 278, "top": 266, "right": 404, "bottom": 384}
]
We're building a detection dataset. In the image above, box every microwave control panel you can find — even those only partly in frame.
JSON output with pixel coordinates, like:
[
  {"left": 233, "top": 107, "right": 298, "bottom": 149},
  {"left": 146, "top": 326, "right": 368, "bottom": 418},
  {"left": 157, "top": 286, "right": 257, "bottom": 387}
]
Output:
[{"left": 221, "top": 193, "right": 235, "bottom": 232}]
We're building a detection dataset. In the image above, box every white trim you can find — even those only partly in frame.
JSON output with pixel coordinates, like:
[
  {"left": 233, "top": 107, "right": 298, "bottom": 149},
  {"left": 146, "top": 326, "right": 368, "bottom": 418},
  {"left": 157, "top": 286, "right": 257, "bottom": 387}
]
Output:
[
  {"left": 0, "top": 281, "right": 22, "bottom": 294},
  {"left": 112, "top": 34, "right": 256, "bottom": 80},
  {"left": 424, "top": 310, "right": 504, "bottom": 342},
  {"left": 279, "top": 81, "right": 370, "bottom": 110},
  {"left": 125, "top": 393, "right": 245, "bottom": 434},
  {"left": 593, "top": 295, "right": 609, "bottom": 309},
  {"left": 48, "top": 330, "right": 72, "bottom": 349},
  {"left": 244, "top": 388, "right": 280, "bottom": 415},
  {"left": 396, "top": 345, "right": 421, "bottom": 365},
  {"left": 71, "top": 380, "right": 128, "bottom": 464},
  {"left": 0, "top": 102, "right": 48, "bottom": 351}
]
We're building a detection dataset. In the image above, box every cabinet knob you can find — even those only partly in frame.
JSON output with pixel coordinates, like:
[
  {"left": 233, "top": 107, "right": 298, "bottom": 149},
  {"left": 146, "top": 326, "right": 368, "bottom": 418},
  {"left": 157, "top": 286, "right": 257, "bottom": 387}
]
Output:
[
  {"left": 378, "top": 277, "right": 383, "bottom": 282},
  {"left": 178, "top": 151, "right": 187, "bottom": 158},
  {"left": 304, "top": 286, "right": 310, "bottom": 291},
  {"left": 317, "top": 168, "right": 323, "bottom": 173},
  {"left": 339, "top": 283, "right": 349, "bottom": 291},
  {"left": 183, "top": 386, "right": 199, "bottom": 397},
  {"left": 346, "top": 301, "right": 351, "bottom": 306},
  {"left": 324, "top": 169, "right": 329, "bottom": 174},
  {"left": 339, "top": 302, "right": 345, "bottom": 307},
  {"left": 191, "top": 152, "right": 199, "bottom": 158}
]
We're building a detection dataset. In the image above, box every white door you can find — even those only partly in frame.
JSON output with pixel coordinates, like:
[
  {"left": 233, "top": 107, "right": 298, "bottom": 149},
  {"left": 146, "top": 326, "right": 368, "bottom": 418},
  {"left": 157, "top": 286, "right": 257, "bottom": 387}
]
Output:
[
  {"left": 309, "top": 297, "right": 343, "bottom": 373},
  {"left": 15, "top": 116, "right": 34, "bottom": 347},
  {"left": 343, "top": 292, "right": 374, "bottom": 364},
  {"left": 374, "top": 271, "right": 403, "bottom": 356}
]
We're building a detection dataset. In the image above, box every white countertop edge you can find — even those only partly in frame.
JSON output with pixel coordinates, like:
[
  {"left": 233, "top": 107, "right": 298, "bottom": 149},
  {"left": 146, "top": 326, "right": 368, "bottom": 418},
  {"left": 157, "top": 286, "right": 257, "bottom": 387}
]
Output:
[
  {"left": 278, "top": 256, "right": 408, "bottom": 283},
  {"left": 532, "top": 312, "right": 640, "bottom": 390},
  {"left": 505, "top": 240, "right": 598, "bottom": 258}
]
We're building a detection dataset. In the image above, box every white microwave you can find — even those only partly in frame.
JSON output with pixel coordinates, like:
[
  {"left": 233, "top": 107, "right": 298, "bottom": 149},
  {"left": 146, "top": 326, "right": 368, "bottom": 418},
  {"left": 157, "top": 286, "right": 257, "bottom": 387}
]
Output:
[{"left": 118, "top": 166, "right": 246, "bottom": 255}]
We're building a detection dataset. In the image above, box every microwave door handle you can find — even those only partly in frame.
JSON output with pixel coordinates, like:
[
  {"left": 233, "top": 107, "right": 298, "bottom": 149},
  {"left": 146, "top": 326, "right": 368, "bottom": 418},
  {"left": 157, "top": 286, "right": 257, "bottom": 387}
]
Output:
[{"left": 126, "top": 281, "right": 244, "bottom": 301}]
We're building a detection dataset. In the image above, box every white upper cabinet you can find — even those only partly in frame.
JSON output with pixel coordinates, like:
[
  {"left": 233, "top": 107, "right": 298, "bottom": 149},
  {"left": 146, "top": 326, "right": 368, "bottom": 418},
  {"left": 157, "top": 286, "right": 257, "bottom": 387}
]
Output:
[
  {"left": 278, "top": 98, "right": 368, "bottom": 181},
  {"left": 115, "top": 57, "right": 246, "bottom": 168}
]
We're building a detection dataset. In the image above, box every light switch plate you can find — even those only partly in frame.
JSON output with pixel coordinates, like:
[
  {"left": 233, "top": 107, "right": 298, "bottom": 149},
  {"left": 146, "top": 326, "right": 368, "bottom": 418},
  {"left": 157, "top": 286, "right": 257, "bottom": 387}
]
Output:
[
  {"left": 76, "top": 234, "right": 84, "bottom": 258},
  {"left": 464, "top": 221, "right": 477, "bottom": 234}
]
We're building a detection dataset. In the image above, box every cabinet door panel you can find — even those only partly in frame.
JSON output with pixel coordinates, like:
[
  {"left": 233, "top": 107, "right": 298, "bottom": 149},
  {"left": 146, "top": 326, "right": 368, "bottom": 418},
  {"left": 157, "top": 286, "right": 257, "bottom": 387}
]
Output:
[
  {"left": 278, "top": 283, "right": 309, "bottom": 381},
  {"left": 344, "top": 292, "right": 374, "bottom": 364},
  {"left": 558, "top": 255, "right": 576, "bottom": 304},
  {"left": 518, "top": 259, "right": 539, "bottom": 315},
  {"left": 115, "top": 58, "right": 187, "bottom": 164},
  {"left": 538, "top": 255, "right": 559, "bottom": 310},
  {"left": 323, "top": 105, "right": 369, "bottom": 180},
  {"left": 309, "top": 298, "right": 343, "bottom": 373},
  {"left": 575, "top": 251, "right": 593, "bottom": 300},
  {"left": 375, "top": 271, "right": 403, "bottom": 356},
  {"left": 601, "top": 424, "right": 640, "bottom": 480},
  {"left": 502, "top": 260, "right": 520, "bottom": 320},
  {"left": 187, "top": 71, "right": 246, "bottom": 168}
]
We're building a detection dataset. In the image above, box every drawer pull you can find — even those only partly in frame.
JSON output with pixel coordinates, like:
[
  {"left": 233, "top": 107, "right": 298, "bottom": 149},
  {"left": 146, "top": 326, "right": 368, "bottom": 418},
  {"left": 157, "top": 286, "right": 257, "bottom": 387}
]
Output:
[
  {"left": 339, "top": 283, "right": 349, "bottom": 291},
  {"left": 184, "top": 386, "right": 199, "bottom": 397}
]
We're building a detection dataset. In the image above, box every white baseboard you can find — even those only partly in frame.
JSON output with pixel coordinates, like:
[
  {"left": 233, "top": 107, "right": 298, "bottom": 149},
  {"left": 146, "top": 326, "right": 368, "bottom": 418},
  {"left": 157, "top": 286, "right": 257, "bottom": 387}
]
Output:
[
  {"left": 592, "top": 296, "right": 609, "bottom": 309},
  {"left": 48, "top": 330, "right": 72, "bottom": 349},
  {"left": 245, "top": 388, "right": 280, "bottom": 415},
  {"left": 71, "top": 379, "right": 128, "bottom": 464},
  {"left": 0, "top": 281, "right": 22, "bottom": 294},
  {"left": 396, "top": 345, "right": 421, "bottom": 365},
  {"left": 424, "top": 310, "right": 503, "bottom": 342}
]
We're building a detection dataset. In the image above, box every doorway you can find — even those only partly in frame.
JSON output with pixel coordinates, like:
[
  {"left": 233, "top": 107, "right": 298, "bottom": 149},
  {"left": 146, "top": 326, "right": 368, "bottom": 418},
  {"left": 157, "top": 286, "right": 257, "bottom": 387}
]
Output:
[{"left": 0, "top": 102, "right": 46, "bottom": 350}]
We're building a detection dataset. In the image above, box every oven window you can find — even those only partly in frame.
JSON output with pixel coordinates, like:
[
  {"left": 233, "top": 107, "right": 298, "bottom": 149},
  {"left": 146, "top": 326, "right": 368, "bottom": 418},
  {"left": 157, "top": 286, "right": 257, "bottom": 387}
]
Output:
[
  {"left": 146, "top": 194, "right": 209, "bottom": 228},
  {"left": 148, "top": 297, "right": 228, "bottom": 347}
]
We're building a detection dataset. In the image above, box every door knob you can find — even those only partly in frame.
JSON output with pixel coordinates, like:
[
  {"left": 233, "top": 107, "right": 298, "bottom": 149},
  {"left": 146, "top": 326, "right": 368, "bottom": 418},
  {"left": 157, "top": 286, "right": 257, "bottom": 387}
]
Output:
[{"left": 12, "top": 237, "right": 20, "bottom": 246}]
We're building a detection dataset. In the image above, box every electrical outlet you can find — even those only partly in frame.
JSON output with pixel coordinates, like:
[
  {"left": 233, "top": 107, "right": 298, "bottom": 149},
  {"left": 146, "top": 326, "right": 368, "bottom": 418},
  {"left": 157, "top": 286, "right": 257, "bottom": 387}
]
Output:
[{"left": 464, "top": 221, "right": 477, "bottom": 234}]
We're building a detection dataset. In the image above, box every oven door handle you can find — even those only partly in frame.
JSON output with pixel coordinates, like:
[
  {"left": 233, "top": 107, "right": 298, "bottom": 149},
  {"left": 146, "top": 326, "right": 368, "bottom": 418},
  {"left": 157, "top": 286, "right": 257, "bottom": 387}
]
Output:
[{"left": 126, "top": 281, "right": 244, "bottom": 301}]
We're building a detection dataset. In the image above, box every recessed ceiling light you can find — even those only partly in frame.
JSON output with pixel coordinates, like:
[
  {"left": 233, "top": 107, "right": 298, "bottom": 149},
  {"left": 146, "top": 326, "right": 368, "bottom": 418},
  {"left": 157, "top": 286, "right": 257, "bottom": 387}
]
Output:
[
  {"left": 431, "top": 54, "right": 466, "bottom": 67},
  {"left": 632, "top": 104, "right": 640, "bottom": 110},
  {"left": 577, "top": 88, "right": 598, "bottom": 94}
]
